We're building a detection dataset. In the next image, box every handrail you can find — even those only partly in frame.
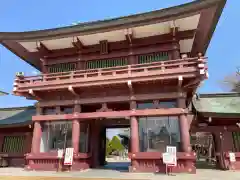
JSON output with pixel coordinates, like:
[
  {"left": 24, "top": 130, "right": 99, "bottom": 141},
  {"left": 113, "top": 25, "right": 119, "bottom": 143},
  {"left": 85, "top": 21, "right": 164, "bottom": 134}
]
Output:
[{"left": 15, "top": 56, "right": 207, "bottom": 84}]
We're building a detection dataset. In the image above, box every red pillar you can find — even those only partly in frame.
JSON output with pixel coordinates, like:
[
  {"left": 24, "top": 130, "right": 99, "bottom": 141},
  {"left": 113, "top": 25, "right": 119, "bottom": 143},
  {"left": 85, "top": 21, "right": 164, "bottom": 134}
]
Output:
[
  {"left": 178, "top": 97, "right": 194, "bottom": 172},
  {"left": 31, "top": 121, "right": 42, "bottom": 154},
  {"left": 130, "top": 101, "right": 139, "bottom": 170},
  {"left": 40, "top": 58, "right": 47, "bottom": 73},
  {"left": 90, "top": 120, "right": 100, "bottom": 168},
  {"left": 0, "top": 135, "right": 4, "bottom": 152},
  {"left": 178, "top": 98, "right": 191, "bottom": 152},
  {"left": 171, "top": 39, "right": 180, "bottom": 60},
  {"left": 72, "top": 119, "right": 80, "bottom": 154},
  {"left": 179, "top": 114, "right": 191, "bottom": 152},
  {"left": 24, "top": 132, "right": 33, "bottom": 153},
  {"left": 130, "top": 116, "right": 140, "bottom": 153}
]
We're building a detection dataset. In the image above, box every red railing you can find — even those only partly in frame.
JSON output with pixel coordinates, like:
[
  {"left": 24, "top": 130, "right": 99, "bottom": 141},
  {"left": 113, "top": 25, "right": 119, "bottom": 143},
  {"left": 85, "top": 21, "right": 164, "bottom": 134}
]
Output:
[{"left": 13, "top": 56, "right": 207, "bottom": 92}]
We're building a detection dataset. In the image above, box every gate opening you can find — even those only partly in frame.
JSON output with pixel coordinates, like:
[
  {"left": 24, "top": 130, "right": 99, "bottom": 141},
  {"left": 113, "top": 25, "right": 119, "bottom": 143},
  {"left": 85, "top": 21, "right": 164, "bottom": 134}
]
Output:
[
  {"left": 191, "top": 132, "right": 217, "bottom": 169},
  {"left": 103, "top": 127, "right": 130, "bottom": 172}
]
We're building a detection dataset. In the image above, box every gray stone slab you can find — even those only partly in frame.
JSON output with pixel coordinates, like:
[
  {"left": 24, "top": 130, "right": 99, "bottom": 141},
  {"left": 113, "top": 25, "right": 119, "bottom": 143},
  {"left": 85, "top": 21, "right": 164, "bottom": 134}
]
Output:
[{"left": 0, "top": 168, "right": 239, "bottom": 180}]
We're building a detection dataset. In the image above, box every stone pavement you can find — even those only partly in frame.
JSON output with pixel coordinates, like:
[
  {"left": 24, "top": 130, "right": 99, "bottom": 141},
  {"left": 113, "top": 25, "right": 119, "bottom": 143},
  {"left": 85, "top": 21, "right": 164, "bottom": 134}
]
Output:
[{"left": 0, "top": 168, "right": 240, "bottom": 180}]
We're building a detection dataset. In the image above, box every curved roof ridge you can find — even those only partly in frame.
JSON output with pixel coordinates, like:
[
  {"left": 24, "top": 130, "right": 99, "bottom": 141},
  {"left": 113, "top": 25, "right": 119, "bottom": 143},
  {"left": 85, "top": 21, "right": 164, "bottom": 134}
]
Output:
[
  {"left": 0, "top": 105, "right": 35, "bottom": 111},
  {"left": 0, "top": 0, "right": 226, "bottom": 41}
]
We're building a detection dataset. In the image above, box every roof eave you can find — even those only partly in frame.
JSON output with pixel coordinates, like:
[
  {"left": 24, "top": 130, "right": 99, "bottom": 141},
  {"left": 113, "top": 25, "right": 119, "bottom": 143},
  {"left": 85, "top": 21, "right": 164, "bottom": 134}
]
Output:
[
  {"left": 198, "top": 111, "right": 240, "bottom": 118},
  {"left": 0, "top": 0, "right": 226, "bottom": 41},
  {"left": 0, "top": 0, "right": 226, "bottom": 70},
  {"left": 198, "top": 92, "right": 240, "bottom": 98},
  {"left": 0, "top": 121, "right": 32, "bottom": 128}
]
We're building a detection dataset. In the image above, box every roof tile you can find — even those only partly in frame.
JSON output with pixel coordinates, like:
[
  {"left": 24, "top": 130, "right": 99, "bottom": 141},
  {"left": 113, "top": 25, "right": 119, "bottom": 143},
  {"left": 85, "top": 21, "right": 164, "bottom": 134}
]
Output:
[{"left": 192, "top": 93, "right": 240, "bottom": 114}]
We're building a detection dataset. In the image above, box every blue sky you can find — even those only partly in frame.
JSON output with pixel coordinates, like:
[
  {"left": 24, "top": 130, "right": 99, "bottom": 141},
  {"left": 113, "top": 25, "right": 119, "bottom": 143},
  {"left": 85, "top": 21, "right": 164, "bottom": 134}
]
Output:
[
  {"left": 0, "top": 0, "right": 238, "bottom": 138},
  {"left": 0, "top": 0, "right": 239, "bottom": 108}
]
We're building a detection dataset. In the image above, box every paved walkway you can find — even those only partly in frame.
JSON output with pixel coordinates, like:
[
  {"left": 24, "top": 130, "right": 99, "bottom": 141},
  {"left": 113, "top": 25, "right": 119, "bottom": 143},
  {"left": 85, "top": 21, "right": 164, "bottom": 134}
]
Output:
[{"left": 0, "top": 167, "right": 240, "bottom": 180}]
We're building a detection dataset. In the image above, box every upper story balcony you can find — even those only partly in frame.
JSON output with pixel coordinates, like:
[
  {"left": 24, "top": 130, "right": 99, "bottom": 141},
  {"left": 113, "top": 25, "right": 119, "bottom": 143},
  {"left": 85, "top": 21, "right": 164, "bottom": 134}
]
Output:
[
  {"left": 0, "top": 0, "right": 222, "bottom": 101},
  {"left": 13, "top": 54, "right": 208, "bottom": 99}
]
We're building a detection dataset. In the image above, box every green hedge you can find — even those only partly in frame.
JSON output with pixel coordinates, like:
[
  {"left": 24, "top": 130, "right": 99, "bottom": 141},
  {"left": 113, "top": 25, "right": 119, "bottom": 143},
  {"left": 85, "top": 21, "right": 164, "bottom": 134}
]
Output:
[{"left": 106, "top": 136, "right": 125, "bottom": 156}]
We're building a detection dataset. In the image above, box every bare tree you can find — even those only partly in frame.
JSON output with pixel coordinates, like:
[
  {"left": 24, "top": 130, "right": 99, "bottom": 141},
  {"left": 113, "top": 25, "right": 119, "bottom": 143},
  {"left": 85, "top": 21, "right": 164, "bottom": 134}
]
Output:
[{"left": 222, "top": 67, "right": 240, "bottom": 92}]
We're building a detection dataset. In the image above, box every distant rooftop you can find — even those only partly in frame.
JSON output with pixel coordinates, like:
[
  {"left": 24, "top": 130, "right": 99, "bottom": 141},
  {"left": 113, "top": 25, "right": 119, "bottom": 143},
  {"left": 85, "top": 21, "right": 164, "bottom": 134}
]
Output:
[
  {"left": 0, "top": 106, "right": 35, "bottom": 128},
  {"left": 192, "top": 93, "right": 240, "bottom": 117},
  {"left": 0, "top": 91, "right": 8, "bottom": 96}
]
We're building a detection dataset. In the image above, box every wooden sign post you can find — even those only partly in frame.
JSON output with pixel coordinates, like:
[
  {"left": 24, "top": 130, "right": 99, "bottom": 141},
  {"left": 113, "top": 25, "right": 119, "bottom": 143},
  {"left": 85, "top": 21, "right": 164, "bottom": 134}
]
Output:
[{"left": 57, "top": 149, "right": 64, "bottom": 172}]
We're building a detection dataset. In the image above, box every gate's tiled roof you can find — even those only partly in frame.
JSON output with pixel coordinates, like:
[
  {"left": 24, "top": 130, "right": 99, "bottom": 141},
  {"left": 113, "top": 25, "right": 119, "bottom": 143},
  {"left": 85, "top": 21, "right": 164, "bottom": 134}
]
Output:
[
  {"left": 0, "top": 106, "right": 35, "bottom": 127},
  {"left": 192, "top": 93, "right": 240, "bottom": 115}
]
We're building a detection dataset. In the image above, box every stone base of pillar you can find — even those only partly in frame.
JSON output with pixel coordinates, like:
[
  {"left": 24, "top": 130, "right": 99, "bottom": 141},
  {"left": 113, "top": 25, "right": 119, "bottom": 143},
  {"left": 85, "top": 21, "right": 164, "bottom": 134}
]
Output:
[{"left": 129, "top": 159, "right": 196, "bottom": 173}]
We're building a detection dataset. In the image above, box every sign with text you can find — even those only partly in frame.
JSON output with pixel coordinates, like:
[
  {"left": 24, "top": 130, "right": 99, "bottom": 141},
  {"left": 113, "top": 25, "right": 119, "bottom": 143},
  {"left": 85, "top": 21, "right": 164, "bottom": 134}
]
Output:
[
  {"left": 166, "top": 146, "right": 177, "bottom": 156},
  {"left": 229, "top": 152, "right": 236, "bottom": 162},
  {"left": 64, "top": 148, "right": 74, "bottom": 165}
]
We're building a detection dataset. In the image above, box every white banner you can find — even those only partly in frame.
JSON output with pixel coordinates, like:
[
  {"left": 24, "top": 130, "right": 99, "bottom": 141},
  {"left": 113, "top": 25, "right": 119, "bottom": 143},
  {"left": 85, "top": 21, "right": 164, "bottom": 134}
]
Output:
[{"left": 64, "top": 148, "right": 74, "bottom": 165}]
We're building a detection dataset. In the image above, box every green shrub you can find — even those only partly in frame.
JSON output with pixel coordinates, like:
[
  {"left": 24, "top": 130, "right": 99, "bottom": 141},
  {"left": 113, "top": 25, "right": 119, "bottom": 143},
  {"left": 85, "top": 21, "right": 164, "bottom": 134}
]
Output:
[
  {"left": 106, "top": 137, "right": 113, "bottom": 156},
  {"left": 110, "top": 136, "right": 125, "bottom": 151}
]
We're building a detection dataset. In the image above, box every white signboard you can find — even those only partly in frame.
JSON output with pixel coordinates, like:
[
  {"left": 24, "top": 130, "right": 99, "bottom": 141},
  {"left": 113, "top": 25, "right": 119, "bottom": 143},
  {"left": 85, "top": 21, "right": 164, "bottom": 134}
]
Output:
[
  {"left": 229, "top": 152, "right": 236, "bottom": 162},
  {"left": 64, "top": 148, "right": 74, "bottom": 165},
  {"left": 164, "top": 146, "right": 177, "bottom": 166},
  {"left": 163, "top": 153, "right": 177, "bottom": 166},
  {"left": 57, "top": 149, "right": 63, "bottom": 158},
  {"left": 166, "top": 146, "right": 177, "bottom": 156},
  {"left": 163, "top": 153, "right": 173, "bottom": 164}
]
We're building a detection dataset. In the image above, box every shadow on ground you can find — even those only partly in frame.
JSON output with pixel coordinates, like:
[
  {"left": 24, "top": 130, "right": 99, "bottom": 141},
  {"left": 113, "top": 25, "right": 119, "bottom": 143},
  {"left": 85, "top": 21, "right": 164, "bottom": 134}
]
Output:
[{"left": 99, "top": 162, "right": 131, "bottom": 172}]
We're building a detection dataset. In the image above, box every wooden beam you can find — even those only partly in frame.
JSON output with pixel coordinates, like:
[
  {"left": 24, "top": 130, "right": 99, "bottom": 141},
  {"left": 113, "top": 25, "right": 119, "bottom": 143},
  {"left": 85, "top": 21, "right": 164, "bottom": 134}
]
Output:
[
  {"left": 32, "top": 108, "right": 187, "bottom": 121},
  {"left": 28, "top": 89, "right": 41, "bottom": 100},
  {"left": 37, "top": 42, "right": 50, "bottom": 54},
  {"left": 170, "top": 27, "right": 179, "bottom": 40},
  {"left": 45, "top": 43, "right": 177, "bottom": 65},
  {"left": 127, "top": 80, "right": 134, "bottom": 94},
  {"left": 178, "top": 75, "right": 183, "bottom": 87},
  {"left": 191, "top": 125, "right": 240, "bottom": 133},
  {"left": 68, "top": 85, "right": 79, "bottom": 96},
  {"left": 38, "top": 92, "right": 186, "bottom": 107},
  {"left": 41, "top": 30, "right": 196, "bottom": 59},
  {"left": 72, "top": 37, "right": 84, "bottom": 50},
  {"left": 124, "top": 28, "right": 134, "bottom": 44},
  {"left": 99, "top": 40, "right": 108, "bottom": 54},
  {"left": 129, "top": 152, "right": 195, "bottom": 160},
  {"left": 183, "top": 78, "right": 202, "bottom": 89},
  {"left": 96, "top": 103, "right": 112, "bottom": 112}
]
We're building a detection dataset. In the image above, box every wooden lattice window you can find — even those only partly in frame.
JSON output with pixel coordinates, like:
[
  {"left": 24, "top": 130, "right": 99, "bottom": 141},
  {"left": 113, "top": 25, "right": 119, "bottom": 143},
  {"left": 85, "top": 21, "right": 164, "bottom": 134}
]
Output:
[
  {"left": 86, "top": 57, "right": 127, "bottom": 69},
  {"left": 232, "top": 132, "right": 240, "bottom": 152},
  {"left": 138, "top": 52, "right": 169, "bottom": 64},
  {"left": 48, "top": 62, "right": 77, "bottom": 73},
  {"left": 2, "top": 136, "right": 25, "bottom": 153}
]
